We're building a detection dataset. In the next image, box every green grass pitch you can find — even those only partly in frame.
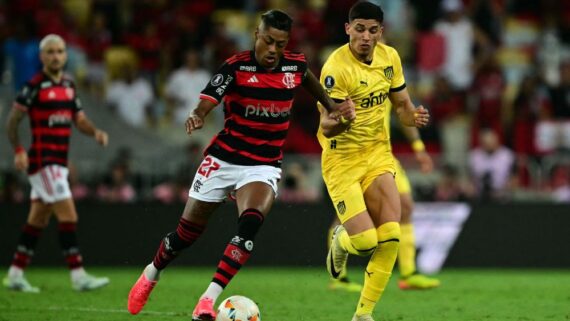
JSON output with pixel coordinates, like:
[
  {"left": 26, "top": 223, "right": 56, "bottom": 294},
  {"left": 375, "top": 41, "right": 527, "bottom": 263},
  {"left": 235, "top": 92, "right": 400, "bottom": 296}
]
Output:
[{"left": 1, "top": 267, "right": 569, "bottom": 321}]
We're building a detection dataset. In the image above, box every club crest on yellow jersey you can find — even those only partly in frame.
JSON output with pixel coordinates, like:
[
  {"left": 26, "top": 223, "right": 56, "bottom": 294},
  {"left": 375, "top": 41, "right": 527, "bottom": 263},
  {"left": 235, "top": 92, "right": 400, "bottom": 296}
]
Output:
[{"left": 384, "top": 66, "right": 394, "bottom": 80}]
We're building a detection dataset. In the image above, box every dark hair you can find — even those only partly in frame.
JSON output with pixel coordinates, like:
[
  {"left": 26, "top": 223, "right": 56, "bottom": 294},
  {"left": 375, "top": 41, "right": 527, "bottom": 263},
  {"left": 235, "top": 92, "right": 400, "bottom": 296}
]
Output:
[
  {"left": 349, "top": 1, "right": 384, "bottom": 23},
  {"left": 260, "top": 10, "right": 293, "bottom": 32}
]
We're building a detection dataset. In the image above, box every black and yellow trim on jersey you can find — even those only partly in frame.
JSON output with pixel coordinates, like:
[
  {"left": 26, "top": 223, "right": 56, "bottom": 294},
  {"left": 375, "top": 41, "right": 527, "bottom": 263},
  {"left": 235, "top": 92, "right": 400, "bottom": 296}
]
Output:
[{"left": 390, "top": 83, "right": 406, "bottom": 92}]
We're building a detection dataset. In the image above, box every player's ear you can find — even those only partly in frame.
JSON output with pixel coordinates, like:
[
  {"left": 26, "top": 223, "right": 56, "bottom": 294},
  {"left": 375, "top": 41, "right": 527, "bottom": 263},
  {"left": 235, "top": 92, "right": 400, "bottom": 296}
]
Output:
[{"left": 344, "top": 22, "right": 350, "bottom": 35}]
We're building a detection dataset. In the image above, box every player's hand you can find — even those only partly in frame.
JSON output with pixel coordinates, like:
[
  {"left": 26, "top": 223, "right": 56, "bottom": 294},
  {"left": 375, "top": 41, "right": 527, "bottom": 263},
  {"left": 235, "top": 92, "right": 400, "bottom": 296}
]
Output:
[
  {"left": 332, "top": 98, "right": 356, "bottom": 123},
  {"left": 185, "top": 112, "right": 204, "bottom": 135},
  {"left": 415, "top": 151, "right": 433, "bottom": 173},
  {"left": 14, "top": 151, "right": 29, "bottom": 172},
  {"left": 94, "top": 129, "right": 109, "bottom": 147},
  {"left": 414, "top": 106, "right": 429, "bottom": 128}
]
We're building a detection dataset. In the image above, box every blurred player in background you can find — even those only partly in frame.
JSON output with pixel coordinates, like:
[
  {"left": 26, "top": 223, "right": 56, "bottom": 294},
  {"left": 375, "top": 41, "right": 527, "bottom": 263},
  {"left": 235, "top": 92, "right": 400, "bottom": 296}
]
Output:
[
  {"left": 3, "top": 34, "right": 110, "bottom": 293},
  {"left": 391, "top": 124, "right": 441, "bottom": 290},
  {"left": 328, "top": 104, "right": 441, "bottom": 292},
  {"left": 127, "top": 10, "right": 354, "bottom": 321},
  {"left": 317, "top": 2, "right": 429, "bottom": 320}
]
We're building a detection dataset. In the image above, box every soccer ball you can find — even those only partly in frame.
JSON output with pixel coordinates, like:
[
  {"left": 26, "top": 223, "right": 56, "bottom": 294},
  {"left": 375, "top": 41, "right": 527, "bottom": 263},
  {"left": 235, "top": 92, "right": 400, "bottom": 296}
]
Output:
[{"left": 216, "top": 295, "right": 261, "bottom": 321}]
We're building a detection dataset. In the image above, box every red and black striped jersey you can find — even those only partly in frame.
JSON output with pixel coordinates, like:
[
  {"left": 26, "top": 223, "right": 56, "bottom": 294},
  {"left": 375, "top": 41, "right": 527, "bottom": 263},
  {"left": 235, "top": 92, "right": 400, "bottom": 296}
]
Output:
[
  {"left": 13, "top": 72, "right": 83, "bottom": 174},
  {"left": 199, "top": 50, "right": 308, "bottom": 167}
]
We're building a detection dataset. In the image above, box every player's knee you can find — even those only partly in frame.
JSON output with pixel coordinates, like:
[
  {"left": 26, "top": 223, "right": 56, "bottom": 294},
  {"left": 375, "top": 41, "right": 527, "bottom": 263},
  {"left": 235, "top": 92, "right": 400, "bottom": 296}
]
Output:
[{"left": 351, "top": 228, "right": 378, "bottom": 256}]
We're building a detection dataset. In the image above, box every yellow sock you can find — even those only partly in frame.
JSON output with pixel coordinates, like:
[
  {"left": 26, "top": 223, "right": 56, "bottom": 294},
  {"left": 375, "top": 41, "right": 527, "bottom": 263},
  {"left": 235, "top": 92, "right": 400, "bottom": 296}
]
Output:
[
  {"left": 339, "top": 228, "right": 377, "bottom": 256},
  {"left": 356, "top": 222, "right": 400, "bottom": 316},
  {"left": 398, "top": 223, "right": 416, "bottom": 277}
]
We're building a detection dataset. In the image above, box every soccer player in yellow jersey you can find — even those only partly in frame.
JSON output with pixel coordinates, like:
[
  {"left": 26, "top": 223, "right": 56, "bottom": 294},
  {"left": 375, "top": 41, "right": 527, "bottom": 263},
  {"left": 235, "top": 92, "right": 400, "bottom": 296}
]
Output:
[
  {"left": 389, "top": 111, "right": 441, "bottom": 290},
  {"left": 328, "top": 106, "right": 441, "bottom": 292},
  {"left": 317, "top": 2, "right": 429, "bottom": 320}
]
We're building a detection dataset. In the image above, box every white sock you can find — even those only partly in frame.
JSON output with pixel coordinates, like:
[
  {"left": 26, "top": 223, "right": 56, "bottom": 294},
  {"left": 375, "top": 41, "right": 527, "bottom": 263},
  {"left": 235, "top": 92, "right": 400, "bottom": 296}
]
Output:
[
  {"left": 8, "top": 266, "right": 23, "bottom": 279},
  {"left": 201, "top": 282, "right": 223, "bottom": 301},
  {"left": 144, "top": 263, "right": 160, "bottom": 281},
  {"left": 70, "top": 267, "right": 86, "bottom": 282}
]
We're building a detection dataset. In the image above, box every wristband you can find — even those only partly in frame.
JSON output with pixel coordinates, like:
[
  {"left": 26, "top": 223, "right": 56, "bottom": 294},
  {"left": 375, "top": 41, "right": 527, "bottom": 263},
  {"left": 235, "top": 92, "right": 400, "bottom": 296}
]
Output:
[
  {"left": 411, "top": 140, "right": 425, "bottom": 153},
  {"left": 15, "top": 146, "right": 26, "bottom": 154}
]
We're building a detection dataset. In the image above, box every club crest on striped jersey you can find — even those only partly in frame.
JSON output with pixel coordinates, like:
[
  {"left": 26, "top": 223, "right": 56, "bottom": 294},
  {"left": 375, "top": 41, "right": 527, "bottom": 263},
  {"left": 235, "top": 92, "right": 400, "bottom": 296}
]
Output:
[{"left": 282, "top": 72, "right": 296, "bottom": 89}]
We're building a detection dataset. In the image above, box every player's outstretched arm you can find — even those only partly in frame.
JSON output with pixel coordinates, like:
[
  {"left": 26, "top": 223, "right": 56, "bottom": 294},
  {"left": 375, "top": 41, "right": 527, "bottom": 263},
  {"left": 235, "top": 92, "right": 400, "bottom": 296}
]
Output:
[
  {"left": 303, "top": 70, "right": 356, "bottom": 120},
  {"left": 318, "top": 100, "right": 355, "bottom": 138},
  {"left": 75, "top": 112, "right": 108, "bottom": 147},
  {"left": 185, "top": 99, "right": 217, "bottom": 135},
  {"left": 302, "top": 70, "right": 335, "bottom": 112},
  {"left": 7, "top": 106, "right": 29, "bottom": 171},
  {"left": 389, "top": 88, "right": 429, "bottom": 128}
]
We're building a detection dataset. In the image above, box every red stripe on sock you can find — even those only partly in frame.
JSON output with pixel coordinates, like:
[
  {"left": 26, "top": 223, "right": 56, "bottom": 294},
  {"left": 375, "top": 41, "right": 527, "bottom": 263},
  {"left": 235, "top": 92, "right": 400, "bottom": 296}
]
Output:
[
  {"left": 13, "top": 252, "right": 31, "bottom": 269},
  {"left": 176, "top": 219, "right": 204, "bottom": 242},
  {"left": 219, "top": 260, "right": 238, "bottom": 275},
  {"left": 176, "top": 228, "right": 201, "bottom": 242},
  {"left": 23, "top": 224, "right": 42, "bottom": 236},
  {"left": 214, "top": 272, "right": 230, "bottom": 285},
  {"left": 58, "top": 222, "right": 77, "bottom": 232},
  {"left": 241, "top": 210, "right": 264, "bottom": 222},
  {"left": 65, "top": 254, "right": 83, "bottom": 269},
  {"left": 179, "top": 218, "right": 205, "bottom": 231}
]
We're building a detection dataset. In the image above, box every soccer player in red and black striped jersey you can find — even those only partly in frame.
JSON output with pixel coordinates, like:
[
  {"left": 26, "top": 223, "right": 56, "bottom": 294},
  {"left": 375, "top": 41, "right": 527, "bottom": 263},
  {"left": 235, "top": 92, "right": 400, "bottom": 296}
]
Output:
[
  {"left": 128, "top": 10, "right": 355, "bottom": 320},
  {"left": 3, "top": 34, "right": 110, "bottom": 293}
]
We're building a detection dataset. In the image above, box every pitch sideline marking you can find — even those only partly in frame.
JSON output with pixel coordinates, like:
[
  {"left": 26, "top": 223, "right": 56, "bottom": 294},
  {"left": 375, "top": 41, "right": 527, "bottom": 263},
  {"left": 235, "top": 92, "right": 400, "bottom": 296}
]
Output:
[{"left": 45, "top": 306, "right": 188, "bottom": 316}]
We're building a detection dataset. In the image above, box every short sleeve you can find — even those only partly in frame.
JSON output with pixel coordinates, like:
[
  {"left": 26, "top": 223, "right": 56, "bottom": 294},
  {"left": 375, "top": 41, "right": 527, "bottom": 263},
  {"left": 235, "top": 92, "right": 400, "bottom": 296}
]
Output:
[
  {"left": 71, "top": 83, "right": 83, "bottom": 114},
  {"left": 199, "top": 62, "right": 235, "bottom": 104},
  {"left": 320, "top": 60, "right": 350, "bottom": 101},
  {"left": 13, "top": 84, "right": 35, "bottom": 111},
  {"left": 390, "top": 49, "right": 406, "bottom": 92}
]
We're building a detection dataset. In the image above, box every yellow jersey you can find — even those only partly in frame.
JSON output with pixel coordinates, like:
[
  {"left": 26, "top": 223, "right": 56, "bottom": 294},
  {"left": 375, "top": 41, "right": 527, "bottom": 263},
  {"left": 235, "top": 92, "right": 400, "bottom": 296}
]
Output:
[{"left": 317, "top": 43, "right": 406, "bottom": 154}]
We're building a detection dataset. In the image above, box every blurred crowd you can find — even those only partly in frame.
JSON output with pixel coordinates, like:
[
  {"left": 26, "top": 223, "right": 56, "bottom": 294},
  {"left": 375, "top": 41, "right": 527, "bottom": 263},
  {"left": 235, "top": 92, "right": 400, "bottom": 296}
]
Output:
[{"left": 1, "top": 0, "right": 570, "bottom": 204}]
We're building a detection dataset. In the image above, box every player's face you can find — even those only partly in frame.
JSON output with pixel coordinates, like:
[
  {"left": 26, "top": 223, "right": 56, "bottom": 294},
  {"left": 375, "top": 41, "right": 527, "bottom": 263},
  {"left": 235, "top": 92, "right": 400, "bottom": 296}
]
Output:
[
  {"left": 40, "top": 41, "right": 67, "bottom": 73},
  {"left": 345, "top": 19, "right": 383, "bottom": 62},
  {"left": 254, "top": 26, "right": 289, "bottom": 69}
]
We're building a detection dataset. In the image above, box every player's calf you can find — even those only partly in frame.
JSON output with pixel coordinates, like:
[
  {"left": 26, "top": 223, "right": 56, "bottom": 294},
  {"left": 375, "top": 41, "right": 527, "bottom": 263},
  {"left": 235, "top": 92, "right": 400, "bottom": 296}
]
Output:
[{"left": 153, "top": 218, "right": 206, "bottom": 270}]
